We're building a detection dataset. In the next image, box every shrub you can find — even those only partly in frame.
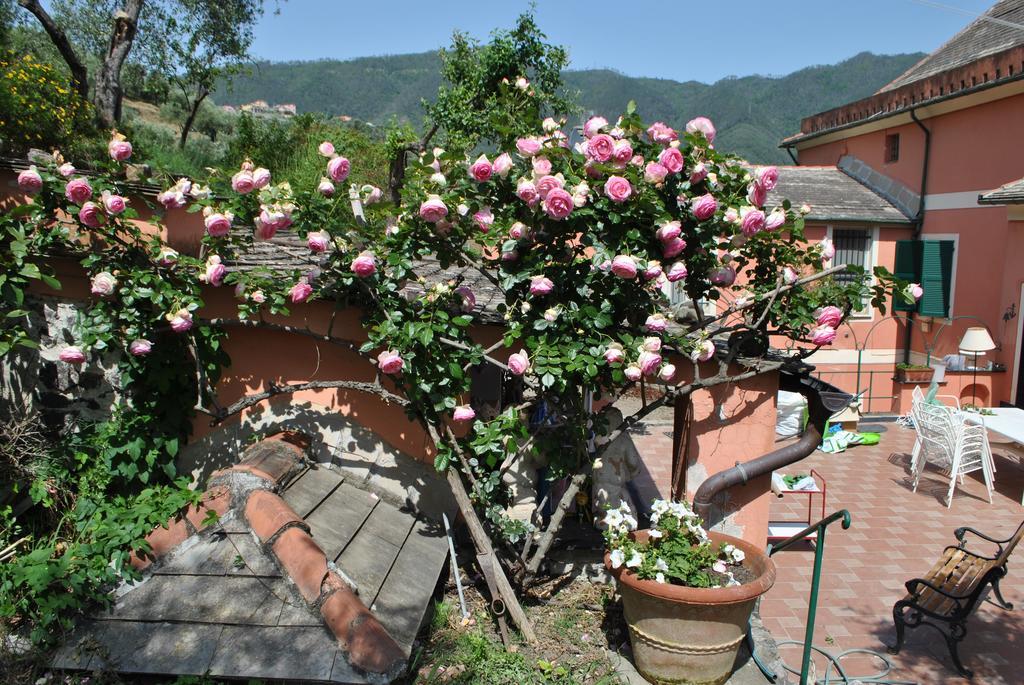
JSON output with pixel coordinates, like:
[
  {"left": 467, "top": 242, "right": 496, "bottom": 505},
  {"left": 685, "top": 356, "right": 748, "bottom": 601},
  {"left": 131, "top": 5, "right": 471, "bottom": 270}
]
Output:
[{"left": 0, "top": 52, "right": 92, "bottom": 155}]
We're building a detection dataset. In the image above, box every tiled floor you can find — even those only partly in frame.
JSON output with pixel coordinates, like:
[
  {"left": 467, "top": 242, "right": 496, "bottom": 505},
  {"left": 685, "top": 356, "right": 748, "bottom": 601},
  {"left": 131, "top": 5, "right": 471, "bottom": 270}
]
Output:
[{"left": 629, "top": 418, "right": 1024, "bottom": 684}]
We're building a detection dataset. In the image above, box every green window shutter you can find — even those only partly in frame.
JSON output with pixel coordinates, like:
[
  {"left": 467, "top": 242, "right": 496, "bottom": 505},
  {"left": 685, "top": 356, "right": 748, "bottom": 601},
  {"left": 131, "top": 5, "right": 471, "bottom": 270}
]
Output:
[
  {"left": 892, "top": 240, "right": 922, "bottom": 312},
  {"left": 918, "top": 240, "right": 955, "bottom": 318}
]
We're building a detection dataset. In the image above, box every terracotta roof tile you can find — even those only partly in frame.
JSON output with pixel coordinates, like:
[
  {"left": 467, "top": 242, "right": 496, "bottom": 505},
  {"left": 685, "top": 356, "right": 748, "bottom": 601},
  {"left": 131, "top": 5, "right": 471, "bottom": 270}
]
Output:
[{"left": 979, "top": 176, "right": 1024, "bottom": 204}]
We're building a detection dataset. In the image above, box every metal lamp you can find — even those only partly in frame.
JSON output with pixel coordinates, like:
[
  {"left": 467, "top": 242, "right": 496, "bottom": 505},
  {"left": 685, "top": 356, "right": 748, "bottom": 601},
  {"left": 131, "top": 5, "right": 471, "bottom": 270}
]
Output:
[{"left": 958, "top": 327, "right": 996, "bottom": 406}]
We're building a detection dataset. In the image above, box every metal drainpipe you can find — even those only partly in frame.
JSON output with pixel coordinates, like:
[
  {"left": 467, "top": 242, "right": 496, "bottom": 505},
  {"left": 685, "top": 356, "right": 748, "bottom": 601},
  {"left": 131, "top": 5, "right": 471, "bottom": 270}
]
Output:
[
  {"left": 903, "top": 108, "right": 932, "bottom": 364},
  {"left": 784, "top": 143, "right": 799, "bottom": 165},
  {"left": 693, "top": 373, "right": 850, "bottom": 527}
]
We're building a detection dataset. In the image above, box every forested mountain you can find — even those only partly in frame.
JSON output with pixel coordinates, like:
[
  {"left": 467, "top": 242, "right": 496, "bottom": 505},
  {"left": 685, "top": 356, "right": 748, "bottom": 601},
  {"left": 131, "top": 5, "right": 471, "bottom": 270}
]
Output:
[{"left": 216, "top": 50, "right": 924, "bottom": 163}]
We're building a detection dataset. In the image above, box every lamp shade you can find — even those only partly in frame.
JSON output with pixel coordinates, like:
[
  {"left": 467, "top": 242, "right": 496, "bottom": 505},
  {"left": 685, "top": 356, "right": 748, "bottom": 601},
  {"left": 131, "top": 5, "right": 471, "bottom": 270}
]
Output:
[{"left": 958, "top": 327, "right": 996, "bottom": 353}]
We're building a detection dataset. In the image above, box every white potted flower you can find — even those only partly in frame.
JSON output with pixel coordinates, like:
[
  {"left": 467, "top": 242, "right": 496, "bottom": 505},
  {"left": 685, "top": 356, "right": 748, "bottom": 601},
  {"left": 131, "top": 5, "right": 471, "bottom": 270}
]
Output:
[{"left": 604, "top": 499, "right": 776, "bottom": 685}]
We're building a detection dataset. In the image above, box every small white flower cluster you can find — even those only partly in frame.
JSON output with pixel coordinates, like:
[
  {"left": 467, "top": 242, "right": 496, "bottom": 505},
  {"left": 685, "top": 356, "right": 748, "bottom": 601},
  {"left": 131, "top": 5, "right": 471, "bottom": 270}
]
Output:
[
  {"left": 650, "top": 498, "right": 709, "bottom": 544},
  {"left": 602, "top": 500, "right": 639, "bottom": 535}
]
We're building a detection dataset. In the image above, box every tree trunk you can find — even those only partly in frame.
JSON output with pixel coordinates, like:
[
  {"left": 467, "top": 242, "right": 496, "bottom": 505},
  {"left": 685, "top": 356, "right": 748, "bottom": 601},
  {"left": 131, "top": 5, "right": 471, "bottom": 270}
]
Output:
[
  {"left": 179, "top": 87, "right": 209, "bottom": 149},
  {"left": 17, "top": 0, "right": 89, "bottom": 103},
  {"left": 93, "top": 0, "right": 144, "bottom": 129}
]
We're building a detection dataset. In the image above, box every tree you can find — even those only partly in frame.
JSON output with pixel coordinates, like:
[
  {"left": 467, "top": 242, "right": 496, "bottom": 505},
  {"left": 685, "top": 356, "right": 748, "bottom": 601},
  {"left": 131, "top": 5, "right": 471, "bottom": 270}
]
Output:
[{"left": 154, "top": 0, "right": 263, "bottom": 149}]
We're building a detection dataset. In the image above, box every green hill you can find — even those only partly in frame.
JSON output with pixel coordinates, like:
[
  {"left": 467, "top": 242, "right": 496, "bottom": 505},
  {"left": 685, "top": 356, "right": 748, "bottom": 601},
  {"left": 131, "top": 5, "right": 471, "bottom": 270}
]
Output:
[{"left": 215, "top": 51, "right": 924, "bottom": 164}]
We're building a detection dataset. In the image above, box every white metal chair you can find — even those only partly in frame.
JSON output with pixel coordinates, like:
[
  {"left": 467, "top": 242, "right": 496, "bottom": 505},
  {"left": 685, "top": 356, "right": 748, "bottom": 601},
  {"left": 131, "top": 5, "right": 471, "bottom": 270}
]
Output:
[{"left": 910, "top": 401, "right": 994, "bottom": 507}]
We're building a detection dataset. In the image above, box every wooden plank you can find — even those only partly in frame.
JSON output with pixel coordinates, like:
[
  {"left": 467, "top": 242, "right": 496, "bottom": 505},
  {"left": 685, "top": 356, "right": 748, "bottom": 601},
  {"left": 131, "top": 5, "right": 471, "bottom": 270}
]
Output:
[
  {"left": 303, "top": 482, "right": 378, "bottom": 561},
  {"left": 335, "top": 503, "right": 416, "bottom": 605},
  {"left": 282, "top": 468, "right": 345, "bottom": 519},
  {"left": 369, "top": 516, "right": 449, "bottom": 655}
]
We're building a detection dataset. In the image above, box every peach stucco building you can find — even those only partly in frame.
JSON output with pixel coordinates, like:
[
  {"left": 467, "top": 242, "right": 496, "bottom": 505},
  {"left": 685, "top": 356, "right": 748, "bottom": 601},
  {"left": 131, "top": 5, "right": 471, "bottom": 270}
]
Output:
[{"left": 778, "top": 0, "right": 1024, "bottom": 411}]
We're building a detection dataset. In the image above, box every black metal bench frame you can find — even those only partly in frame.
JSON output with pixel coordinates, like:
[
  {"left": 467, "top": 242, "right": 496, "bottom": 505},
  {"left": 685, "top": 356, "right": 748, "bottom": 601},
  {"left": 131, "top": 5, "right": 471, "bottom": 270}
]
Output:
[{"left": 888, "top": 521, "right": 1023, "bottom": 677}]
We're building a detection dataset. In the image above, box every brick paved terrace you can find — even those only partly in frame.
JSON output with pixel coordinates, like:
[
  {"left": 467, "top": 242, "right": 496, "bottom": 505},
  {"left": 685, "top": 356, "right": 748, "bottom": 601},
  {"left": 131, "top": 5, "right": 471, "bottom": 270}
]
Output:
[{"left": 627, "top": 415, "right": 1024, "bottom": 684}]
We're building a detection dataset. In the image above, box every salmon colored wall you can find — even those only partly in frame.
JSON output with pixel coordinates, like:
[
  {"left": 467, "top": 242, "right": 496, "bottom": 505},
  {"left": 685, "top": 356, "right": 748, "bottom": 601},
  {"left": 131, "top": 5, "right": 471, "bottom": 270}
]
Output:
[{"left": 797, "top": 92, "right": 1024, "bottom": 195}]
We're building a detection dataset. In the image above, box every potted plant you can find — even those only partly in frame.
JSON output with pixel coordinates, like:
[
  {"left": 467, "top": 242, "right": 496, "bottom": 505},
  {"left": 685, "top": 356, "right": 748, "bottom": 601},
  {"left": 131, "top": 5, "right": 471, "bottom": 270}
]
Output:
[
  {"left": 604, "top": 500, "right": 775, "bottom": 685},
  {"left": 895, "top": 362, "right": 934, "bottom": 383}
]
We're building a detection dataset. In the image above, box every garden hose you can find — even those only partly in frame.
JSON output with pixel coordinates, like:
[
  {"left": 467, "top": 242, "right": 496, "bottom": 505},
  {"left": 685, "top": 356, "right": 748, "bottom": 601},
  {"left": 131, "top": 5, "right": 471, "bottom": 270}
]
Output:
[{"left": 773, "top": 640, "right": 918, "bottom": 685}]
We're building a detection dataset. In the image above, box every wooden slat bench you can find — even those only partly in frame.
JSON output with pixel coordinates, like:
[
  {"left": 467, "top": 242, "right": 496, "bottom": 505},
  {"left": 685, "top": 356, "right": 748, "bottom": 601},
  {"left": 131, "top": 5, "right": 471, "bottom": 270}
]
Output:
[{"left": 888, "top": 520, "right": 1023, "bottom": 677}]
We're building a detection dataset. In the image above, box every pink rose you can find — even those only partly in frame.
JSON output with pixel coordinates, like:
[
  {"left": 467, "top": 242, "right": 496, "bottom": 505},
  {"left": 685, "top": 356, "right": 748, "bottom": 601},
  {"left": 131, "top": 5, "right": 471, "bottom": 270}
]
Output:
[
  {"left": 327, "top": 156, "right": 350, "bottom": 183},
  {"left": 129, "top": 339, "right": 152, "bottom": 356},
  {"left": 820, "top": 238, "right": 835, "bottom": 261},
  {"left": 644, "top": 162, "right": 668, "bottom": 184},
  {"left": 810, "top": 325, "right": 837, "bottom": 346},
  {"left": 583, "top": 116, "right": 608, "bottom": 138},
  {"left": 59, "top": 346, "right": 86, "bottom": 364},
  {"left": 455, "top": 285, "right": 476, "bottom": 313},
  {"left": 536, "top": 174, "right": 564, "bottom": 198},
  {"left": 17, "top": 167, "right": 42, "bottom": 194},
  {"left": 689, "top": 162, "right": 708, "bottom": 184},
  {"left": 530, "top": 276, "right": 554, "bottom": 296},
  {"left": 252, "top": 167, "right": 271, "bottom": 189},
  {"left": 90, "top": 271, "right": 116, "bottom": 296},
  {"left": 645, "top": 314, "right": 668, "bottom": 333},
  {"left": 515, "top": 137, "right": 542, "bottom": 157},
  {"left": 642, "top": 336, "right": 662, "bottom": 352},
  {"left": 662, "top": 237, "right": 687, "bottom": 259},
  {"left": 709, "top": 266, "right": 736, "bottom": 286},
  {"left": 906, "top": 283, "right": 924, "bottom": 301},
  {"left": 231, "top": 170, "right": 255, "bottom": 194},
  {"left": 289, "top": 279, "right": 313, "bottom": 304},
  {"left": 656, "top": 221, "right": 682, "bottom": 243},
  {"left": 532, "top": 156, "right": 552, "bottom": 176},
  {"left": 638, "top": 350, "right": 662, "bottom": 376},
  {"left": 691, "top": 340, "right": 716, "bottom": 363},
  {"left": 741, "top": 208, "right": 766, "bottom": 236},
  {"left": 747, "top": 181, "right": 767, "bottom": 208},
  {"left": 604, "top": 343, "right": 625, "bottom": 365},
  {"left": 362, "top": 185, "right": 383, "bottom": 205},
  {"left": 493, "top": 152, "right": 513, "bottom": 177},
  {"left": 587, "top": 134, "right": 615, "bottom": 162},
  {"left": 204, "top": 256, "right": 226, "bottom": 287},
  {"left": 169, "top": 309, "right": 193, "bottom": 333},
  {"left": 101, "top": 192, "right": 126, "bottom": 215},
  {"left": 501, "top": 248, "right": 519, "bottom": 262},
  {"left": 473, "top": 207, "right": 494, "bottom": 232},
  {"left": 318, "top": 141, "right": 335, "bottom": 157},
  {"left": 611, "top": 255, "right": 637, "bottom": 279},
  {"left": 251, "top": 290, "right": 266, "bottom": 304},
  {"left": 351, "top": 251, "right": 377, "bottom": 277},
  {"left": 543, "top": 188, "right": 574, "bottom": 220},
  {"left": 757, "top": 166, "right": 779, "bottom": 191},
  {"left": 659, "top": 364, "right": 677, "bottom": 382},
  {"left": 692, "top": 193, "right": 718, "bottom": 221},
  {"left": 378, "top": 349, "right": 404, "bottom": 375},
  {"left": 657, "top": 147, "right": 684, "bottom": 174},
  {"left": 64, "top": 177, "right": 92, "bottom": 204},
  {"left": 204, "top": 212, "right": 232, "bottom": 237},
  {"left": 612, "top": 140, "right": 633, "bottom": 166},
  {"left": 667, "top": 261, "right": 688, "bottom": 282},
  {"left": 517, "top": 179, "right": 540, "bottom": 206},
  {"left": 783, "top": 267, "right": 798, "bottom": 284},
  {"left": 509, "top": 222, "right": 528, "bottom": 240},
  {"left": 78, "top": 201, "right": 104, "bottom": 228},
  {"left": 469, "top": 154, "right": 493, "bottom": 182},
  {"left": 419, "top": 195, "right": 448, "bottom": 223},
  {"left": 58, "top": 162, "right": 75, "bottom": 177},
  {"left": 686, "top": 117, "right": 717, "bottom": 143},
  {"left": 765, "top": 208, "right": 786, "bottom": 230},
  {"left": 816, "top": 306, "right": 843, "bottom": 328},
  {"left": 157, "top": 187, "right": 187, "bottom": 210},
  {"left": 646, "top": 122, "right": 678, "bottom": 144},
  {"left": 508, "top": 350, "right": 530, "bottom": 376},
  {"left": 453, "top": 405, "right": 476, "bottom": 422},
  {"left": 318, "top": 178, "right": 335, "bottom": 197},
  {"left": 643, "top": 261, "right": 663, "bottom": 280},
  {"left": 308, "top": 231, "right": 330, "bottom": 253},
  {"left": 108, "top": 138, "right": 133, "bottom": 162},
  {"left": 604, "top": 176, "right": 632, "bottom": 203},
  {"left": 624, "top": 365, "right": 642, "bottom": 381}
]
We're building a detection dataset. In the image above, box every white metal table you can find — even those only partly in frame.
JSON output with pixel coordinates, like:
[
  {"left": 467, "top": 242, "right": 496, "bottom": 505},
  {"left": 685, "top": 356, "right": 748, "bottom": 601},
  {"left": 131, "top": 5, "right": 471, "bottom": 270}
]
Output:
[{"left": 963, "top": 407, "right": 1024, "bottom": 504}]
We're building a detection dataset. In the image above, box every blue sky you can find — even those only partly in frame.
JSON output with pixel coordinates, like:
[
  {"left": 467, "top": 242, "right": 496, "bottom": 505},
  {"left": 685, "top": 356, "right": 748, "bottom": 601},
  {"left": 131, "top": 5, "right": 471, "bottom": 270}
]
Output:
[{"left": 250, "top": 0, "right": 996, "bottom": 82}]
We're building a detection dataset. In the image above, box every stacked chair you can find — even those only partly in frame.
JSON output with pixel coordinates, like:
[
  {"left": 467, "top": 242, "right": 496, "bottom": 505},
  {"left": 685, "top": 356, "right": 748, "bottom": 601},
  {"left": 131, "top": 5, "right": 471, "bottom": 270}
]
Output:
[{"left": 909, "top": 386, "right": 995, "bottom": 507}]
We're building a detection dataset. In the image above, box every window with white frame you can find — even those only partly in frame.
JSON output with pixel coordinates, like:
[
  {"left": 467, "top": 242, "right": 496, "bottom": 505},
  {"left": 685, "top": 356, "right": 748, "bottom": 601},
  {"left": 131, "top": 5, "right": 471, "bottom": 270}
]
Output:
[{"left": 830, "top": 227, "right": 875, "bottom": 316}]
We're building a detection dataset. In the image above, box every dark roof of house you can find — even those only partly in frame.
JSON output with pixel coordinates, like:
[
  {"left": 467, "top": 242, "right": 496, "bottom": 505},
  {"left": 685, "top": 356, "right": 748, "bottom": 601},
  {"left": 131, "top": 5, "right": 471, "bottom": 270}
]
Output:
[
  {"left": 53, "top": 439, "right": 448, "bottom": 683},
  {"left": 880, "top": 0, "right": 1024, "bottom": 92},
  {"left": 761, "top": 165, "right": 914, "bottom": 224},
  {"left": 979, "top": 176, "right": 1024, "bottom": 204},
  {"left": 226, "top": 233, "right": 507, "bottom": 325}
]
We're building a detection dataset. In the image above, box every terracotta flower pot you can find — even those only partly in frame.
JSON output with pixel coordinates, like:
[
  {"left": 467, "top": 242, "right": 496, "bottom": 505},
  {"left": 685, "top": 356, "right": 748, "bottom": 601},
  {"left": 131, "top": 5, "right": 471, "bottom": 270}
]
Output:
[
  {"left": 606, "top": 531, "right": 776, "bottom": 685},
  {"left": 896, "top": 368, "right": 934, "bottom": 383}
]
